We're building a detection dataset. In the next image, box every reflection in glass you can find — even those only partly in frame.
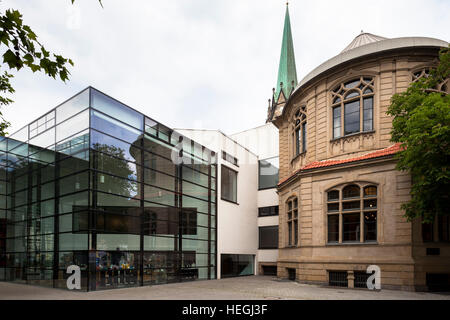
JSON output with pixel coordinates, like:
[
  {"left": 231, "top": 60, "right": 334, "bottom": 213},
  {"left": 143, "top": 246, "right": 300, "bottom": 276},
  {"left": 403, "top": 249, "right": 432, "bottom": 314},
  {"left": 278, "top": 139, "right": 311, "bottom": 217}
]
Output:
[
  {"left": 344, "top": 100, "right": 360, "bottom": 135},
  {"left": 91, "top": 89, "right": 143, "bottom": 130}
]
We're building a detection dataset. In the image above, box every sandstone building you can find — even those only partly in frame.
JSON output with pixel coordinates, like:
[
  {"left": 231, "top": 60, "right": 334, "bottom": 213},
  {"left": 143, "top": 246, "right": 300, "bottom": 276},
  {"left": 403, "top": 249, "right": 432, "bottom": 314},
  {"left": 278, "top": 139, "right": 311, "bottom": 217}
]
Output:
[{"left": 268, "top": 5, "right": 449, "bottom": 291}]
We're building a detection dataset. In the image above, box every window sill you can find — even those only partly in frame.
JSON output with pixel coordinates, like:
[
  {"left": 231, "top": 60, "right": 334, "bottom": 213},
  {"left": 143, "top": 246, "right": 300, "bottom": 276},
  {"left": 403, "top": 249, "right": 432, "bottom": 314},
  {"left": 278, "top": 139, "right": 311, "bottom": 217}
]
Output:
[
  {"left": 221, "top": 197, "right": 239, "bottom": 205},
  {"left": 258, "top": 187, "right": 278, "bottom": 191},
  {"left": 330, "top": 130, "right": 375, "bottom": 143},
  {"left": 258, "top": 247, "right": 278, "bottom": 250},
  {"left": 326, "top": 241, "right": 378, "bottom": 246},
  {"left": 291, "top": 151, "right": 306, "bottom": 163}
]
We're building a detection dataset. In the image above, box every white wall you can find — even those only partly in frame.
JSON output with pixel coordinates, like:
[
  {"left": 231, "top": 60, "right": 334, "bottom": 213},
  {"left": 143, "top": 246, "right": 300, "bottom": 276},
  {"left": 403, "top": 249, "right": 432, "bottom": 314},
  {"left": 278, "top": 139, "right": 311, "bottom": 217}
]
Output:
[{"left": 232, "top": 124, "right": 280, "bottom": 268}]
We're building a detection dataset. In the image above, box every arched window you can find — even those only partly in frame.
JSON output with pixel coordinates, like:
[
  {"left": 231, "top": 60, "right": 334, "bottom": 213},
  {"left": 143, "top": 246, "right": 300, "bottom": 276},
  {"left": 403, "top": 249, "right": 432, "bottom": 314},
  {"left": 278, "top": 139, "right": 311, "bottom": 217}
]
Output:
[
  {"left": 326, "top": 184, "right": 378, "bottom": 243},
  {"left": 292, "top": 106, "right": 307, "bottom": 157},
  {"left": 286, "top": 198, "right": 298, "bottom": 246},
  {"left": 331, "top": 77, "right": 374, "bottom": 139},
  {"left": 412, "top": 68, "right": 431, "bottom": 83},
  {"left": 412, "top": 68, "right": 448, "bottom": 93}
]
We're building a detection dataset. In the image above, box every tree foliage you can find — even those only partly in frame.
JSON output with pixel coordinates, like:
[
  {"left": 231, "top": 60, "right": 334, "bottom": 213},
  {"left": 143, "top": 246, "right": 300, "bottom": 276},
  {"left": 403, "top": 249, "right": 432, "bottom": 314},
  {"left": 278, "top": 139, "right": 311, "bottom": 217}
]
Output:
[
  {"left": 387, "top": 46, "right": 450, "bottom": 223},
  {"left": 0, "top": 0, "right": 103, "bottom": 136}
]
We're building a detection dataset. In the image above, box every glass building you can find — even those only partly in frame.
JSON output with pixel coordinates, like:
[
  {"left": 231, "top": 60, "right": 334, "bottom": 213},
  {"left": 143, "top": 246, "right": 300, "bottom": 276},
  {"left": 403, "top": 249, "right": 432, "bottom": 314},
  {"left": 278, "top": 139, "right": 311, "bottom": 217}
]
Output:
[{"left": 0, "top": 87, "right": 217, "bottom": 291}]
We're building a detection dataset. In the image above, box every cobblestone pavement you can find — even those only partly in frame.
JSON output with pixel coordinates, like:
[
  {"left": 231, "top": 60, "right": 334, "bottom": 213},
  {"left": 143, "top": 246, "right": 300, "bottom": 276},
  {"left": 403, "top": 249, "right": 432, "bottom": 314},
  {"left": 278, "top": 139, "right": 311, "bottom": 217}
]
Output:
[{"left": 0, "top": 276, "right": 449, "bottom": 300}]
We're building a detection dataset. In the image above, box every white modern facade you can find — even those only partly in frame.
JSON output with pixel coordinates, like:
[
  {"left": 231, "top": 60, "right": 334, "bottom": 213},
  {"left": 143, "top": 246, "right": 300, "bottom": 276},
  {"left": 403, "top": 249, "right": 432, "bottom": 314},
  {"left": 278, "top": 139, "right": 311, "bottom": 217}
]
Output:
[{"left": 177, "top": 124, "right": 279, "bottom": 278}]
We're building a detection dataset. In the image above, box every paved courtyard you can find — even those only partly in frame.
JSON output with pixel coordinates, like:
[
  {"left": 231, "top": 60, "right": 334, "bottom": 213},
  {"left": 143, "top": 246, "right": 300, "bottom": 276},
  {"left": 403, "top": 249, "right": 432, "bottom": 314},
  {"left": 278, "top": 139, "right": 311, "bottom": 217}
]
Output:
[{"left": 0, "top": 276, "right": 449, "bottom": 300}]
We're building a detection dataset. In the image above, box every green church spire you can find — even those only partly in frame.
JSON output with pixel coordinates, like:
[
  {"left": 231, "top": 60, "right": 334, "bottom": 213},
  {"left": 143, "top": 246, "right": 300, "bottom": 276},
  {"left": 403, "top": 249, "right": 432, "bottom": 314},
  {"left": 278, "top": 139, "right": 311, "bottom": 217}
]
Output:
[{"left": 275, "top": 3, "right": 298, "bottom": 102}]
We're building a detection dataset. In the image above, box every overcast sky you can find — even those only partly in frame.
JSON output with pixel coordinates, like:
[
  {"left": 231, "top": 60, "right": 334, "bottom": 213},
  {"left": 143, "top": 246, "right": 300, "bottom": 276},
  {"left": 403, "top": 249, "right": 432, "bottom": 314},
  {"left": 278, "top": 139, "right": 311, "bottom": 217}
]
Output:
[{"left": 2, "top": 0, "right": 449, "bottom": 136}]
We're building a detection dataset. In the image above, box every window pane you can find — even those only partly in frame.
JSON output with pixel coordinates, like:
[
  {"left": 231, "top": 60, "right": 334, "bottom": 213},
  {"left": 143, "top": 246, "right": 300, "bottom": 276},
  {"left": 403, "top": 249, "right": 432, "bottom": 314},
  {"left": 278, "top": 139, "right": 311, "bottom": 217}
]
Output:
[
  {"left": 59, "top": 192, "right": 89, "bottom": 214},
  {"left": 328, "top": 190, "right": 339, "bottom": 201},
  {"left": 144, "top": 185, "right": 175, "bottom": 206},
  {"left": 59, "top": 153, "right": 89, "bottom": 178},
  {"left": 345, "top": 91, "right": 360, "bottom": 99},
  {"left": 302, "top": 123, "right": 307, "bottom": 152},
  {"left": 343, "top": 185, "right": 360, "bottom": 199},
  {"left": 364, "top": 186, "right": 377, "bottom": 197},
  {"left": 288, "top": 221, "right": 292, "bottom": 246},
  {"left": 364, "top": 199, "right": 377, "bottom": 210},
  {"left": 259, "top": 226, "right": 278, "bottom": 249},
  {"left": 182, "top": 180, "right": 209, "bottom": 201},
  {"left": 55, "top": 130, "right": 89, "bottom": 157},
  {"left": 363, "top": 97, "right": 373, "bottom": 131},
  {"left": 258, "top": 158, "right": 279, "bottom": 190},
  {"left": 91, "top": 130, "right": 140, "bottom": 163},
  {"left": 56, "top": 88, "right": 89, "bottom": 124},
  {"left": 343, "top": 213, "right": 360, "bottom": 242},
  {"left": 344, "top": 79, "right": 360, "bottom": 89},
  {"left": 221, "top": 166, "right": 237, "bottom": 203},
  {"left": 91, "top": 110, "right": 141, "bottom": 144},
  {"left": 29, "top": 127, "right": 55, "bottom": 149},
  {"left": 95, "top": 151, "right": 137, "bottom": 181},
  {"left": 182, "top": 165, "right": 208, "bottom": 188},
  {"left": 91, "top": 89, "right": 143, "bottom": 130},
  {"left": 59, "top": 172, "right": 89, "bottom": 196},
  {"left": 56, "top": 109, "right": 89, "bottom": 142},
  {"left": 344, "top": 100, "right": 360, "bottom": 135},
  {"left": 294, "top": 220, "right": 298, "bottom": 245},
  {"left": 97, "top": 173, "right": 139, "bottom": 199},
  {"left": 333, "top": 106, "right": 341, "bottom": 138},
  {"left": 144, "top": 168, "right": 175, "bottom": 191},
  {"left": 295, "top": 128, "right": 300, "bottom": 155},
  {"left": 343, "top": 201, "right": 360, "bottom": 211},
  {"left": 182, "top": 195, "right": 209, "bottom": 215},
  {"left": 97, "top": 192, "right": 140, "bottom": 209},
  {"left": 364, "top": 212, "right": 377, "bottom": 241},
  {"left": 258, "top": 206, "right": 279, "bottom": 217},
  {"left": 144, "top": 151, "right": 176, "bottom": 176},
  {"left": 328, "top": 215, "right": 339, "bottom": 243},
  {"left": 328, "top": 203, "right": 339, "bottom": 212}
]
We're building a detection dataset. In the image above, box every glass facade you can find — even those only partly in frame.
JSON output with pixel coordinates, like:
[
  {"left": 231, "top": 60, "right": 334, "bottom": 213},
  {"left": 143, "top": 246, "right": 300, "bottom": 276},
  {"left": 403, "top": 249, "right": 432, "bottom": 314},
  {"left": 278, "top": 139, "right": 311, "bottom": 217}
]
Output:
[{"left": 0, "top": 87, "right": 217, "bottom": 291}]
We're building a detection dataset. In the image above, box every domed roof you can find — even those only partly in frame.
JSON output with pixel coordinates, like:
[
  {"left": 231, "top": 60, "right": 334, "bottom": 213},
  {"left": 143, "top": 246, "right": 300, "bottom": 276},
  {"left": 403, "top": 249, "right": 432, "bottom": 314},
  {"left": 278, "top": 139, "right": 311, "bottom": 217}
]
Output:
[
  {"left": 341, "top": 32, "right": 388, "bottom": 53},
  {"left": 290, "top": 36, "right": 448, "bottom": 99}
]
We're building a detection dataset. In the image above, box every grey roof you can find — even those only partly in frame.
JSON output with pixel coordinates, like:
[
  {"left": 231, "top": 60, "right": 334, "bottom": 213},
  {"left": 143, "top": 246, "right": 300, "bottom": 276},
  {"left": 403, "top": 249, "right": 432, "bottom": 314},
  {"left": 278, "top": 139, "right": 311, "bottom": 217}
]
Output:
[
  {"left": 341, "top": 32, "right": 388, "bottom": 53},
  {"left": 292, "top": 36, "right": 448, "bottom": 96}
]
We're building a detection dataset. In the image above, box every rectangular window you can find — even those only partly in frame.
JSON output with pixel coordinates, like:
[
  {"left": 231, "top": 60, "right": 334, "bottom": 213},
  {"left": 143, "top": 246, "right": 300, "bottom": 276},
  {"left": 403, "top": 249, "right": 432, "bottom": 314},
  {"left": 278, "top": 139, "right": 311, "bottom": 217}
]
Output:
[
  {"left": 344, "top": 100, "right": 360, "bottom": 135},
  {"left": 343, "top": 213, "right": 360, "bottom": 242},
  {"left": 258, "top": 206, "right": 279, "bottom": 217},
  {"left": 222, "top": 151, "right": 238, "bottom": 167},
  {"left": 363, "top": 97, "right": 373, "bottom": 131},
  {"left": 220, "top": 254, "right": 254, "bottom": 278},
  {"left": 295, "top": 128, "right": 300, "bottom": 155},
  {"left": 333, "top": 106, "right": 341, "bottom": 138},
  {"left": 259, "top": 226, "right": 278, "bottom": 249},
  {"left": 258, "top": 157, "right": 279, "bottom": 190},
  {"left": 328, "top": 215, "right": 339, "bottom": 243},
  {"left": 221, "top": 165, "right": 237, "bottom": 203}
]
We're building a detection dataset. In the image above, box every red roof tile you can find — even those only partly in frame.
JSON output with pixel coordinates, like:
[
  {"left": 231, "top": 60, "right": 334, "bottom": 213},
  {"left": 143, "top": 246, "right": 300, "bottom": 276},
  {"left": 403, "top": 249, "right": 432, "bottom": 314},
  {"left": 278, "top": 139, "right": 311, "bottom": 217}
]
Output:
[{"left": 278, "top": 143, "right": 403, "bottom": 187}]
